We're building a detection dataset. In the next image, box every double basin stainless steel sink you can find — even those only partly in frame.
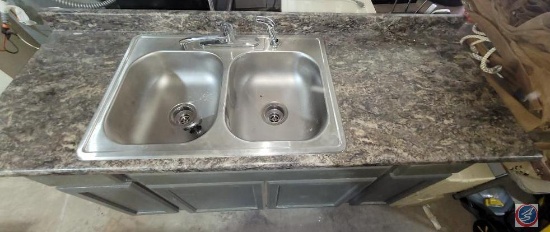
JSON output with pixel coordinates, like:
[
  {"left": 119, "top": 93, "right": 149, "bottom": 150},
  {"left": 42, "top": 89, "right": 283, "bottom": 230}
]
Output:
[{"left": 78, "top": 34, "right": 345, "bottom": 160}]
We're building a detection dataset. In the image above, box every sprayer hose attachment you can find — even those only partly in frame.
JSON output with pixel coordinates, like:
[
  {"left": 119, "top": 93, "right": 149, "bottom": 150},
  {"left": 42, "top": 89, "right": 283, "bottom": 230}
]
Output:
[{"left": 54, "top": 0, "right": 116, "bottom": 9}]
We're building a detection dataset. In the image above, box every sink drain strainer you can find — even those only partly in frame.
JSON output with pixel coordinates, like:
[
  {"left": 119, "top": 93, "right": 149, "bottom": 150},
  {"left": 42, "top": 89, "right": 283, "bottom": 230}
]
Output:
[
  {"left": 169, "top": 103, "right": 202, "bottom": 133},
  {"left": 262, "top": 102, "right": 288, "bottom": 125}
]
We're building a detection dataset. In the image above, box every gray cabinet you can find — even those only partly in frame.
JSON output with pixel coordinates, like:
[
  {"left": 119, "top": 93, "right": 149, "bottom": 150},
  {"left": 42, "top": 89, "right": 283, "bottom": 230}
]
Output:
[
  {"left": 58, "top": 182, "right": 178, "bottom": 215},
  {"left": 129, "top": 167, "right": 390, "bottom": 212},
  {"left": 349, "top": 164, "right": 470, "bottom": 205},
  {"left": 32, "top": 166, "right": 435, "bottom": 215},
  {"left": 149, "top": 182, "right": 263, "bottom": 212},
  {"left": 349, "top": 173, "right": 447, "bottom": 204},
  {"left": 267, "top": 178, "right": 375, "bottom": 208}
]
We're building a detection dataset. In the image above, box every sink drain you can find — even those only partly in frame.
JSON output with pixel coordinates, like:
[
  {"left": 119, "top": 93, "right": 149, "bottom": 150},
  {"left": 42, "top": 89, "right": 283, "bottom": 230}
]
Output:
[
  {"left": 262, "top": 102, "right": 288, "bottom": 125},
  {"left": 169, "top": 103, "right": 202, "bottom": 133}
]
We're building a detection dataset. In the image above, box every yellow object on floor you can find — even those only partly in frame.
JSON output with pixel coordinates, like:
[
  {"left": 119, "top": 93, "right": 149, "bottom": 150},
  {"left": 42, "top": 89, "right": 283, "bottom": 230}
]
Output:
[{"left": 484, "top": 197, "right": 504, "bottom": 207}]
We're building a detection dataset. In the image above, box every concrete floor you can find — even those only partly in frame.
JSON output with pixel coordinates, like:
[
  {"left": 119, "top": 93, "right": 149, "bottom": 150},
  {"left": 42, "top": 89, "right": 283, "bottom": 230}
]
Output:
[{"left": 0, "top": 177, "right": 474, "bottom": 232}]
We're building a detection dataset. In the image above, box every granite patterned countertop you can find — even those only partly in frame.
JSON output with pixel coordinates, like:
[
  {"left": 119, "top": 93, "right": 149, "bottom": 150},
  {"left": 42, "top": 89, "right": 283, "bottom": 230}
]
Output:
[{"left": 0, "top": 10, "right": 540, "bottom": 176}]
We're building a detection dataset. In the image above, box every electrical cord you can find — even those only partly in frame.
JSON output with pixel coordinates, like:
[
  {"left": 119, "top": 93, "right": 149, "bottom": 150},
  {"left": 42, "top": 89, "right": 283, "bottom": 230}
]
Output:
[
  {"left": 0, "top": 20, "right": 39, "bottom": 53},
  {"left": 14, "top": 34, "right": 39, "bottom": 50},
  {"left": 459, "top": 24, "right": 503, "bottom": 78},
  {"left": 1, "top": 34, "right": 19, "bottom": 54},
  {"left": 0, "top": 35, "right": 6, "bottom": 53},
  {"left": 6, "top": 36, "right": 19, "bottom": 54},
  {"left": 53, "top": 0, "right": 117, "bottom": 9}
]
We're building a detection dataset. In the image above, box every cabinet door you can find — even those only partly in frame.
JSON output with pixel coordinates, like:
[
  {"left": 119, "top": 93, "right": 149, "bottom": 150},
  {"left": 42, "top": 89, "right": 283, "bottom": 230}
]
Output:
[
  {"left": 349, "top": 173, "right": 449, "bottom": 204},
  {"left": 57, "top": 182, "right": 178, "bottom": 215},
  {"left": 349, "top": 164, "right": 471, "bottom": 205},
  {"left": 267, "top": 178, "right": 375, "bottom": 208},
  {"left": 150, "top": 182, "right": 264, "bottom": 212}
]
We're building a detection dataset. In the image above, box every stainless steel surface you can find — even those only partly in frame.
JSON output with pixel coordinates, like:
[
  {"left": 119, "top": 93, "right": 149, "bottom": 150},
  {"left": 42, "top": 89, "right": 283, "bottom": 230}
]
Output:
[
  {"left": 168, "top": 103, "right": 203, "bottom": 134},
  {"left": 180, "top": 35, "right": 227, "bottom": 50},
  {"left": 262, "top": 102, "right": 288, "bottom": 126},
  {"left": 424, "top": 4, "right": 438, "bottom": 14},
  {"left": 180, "top": 22, "right": 259, "bottom": 50},
  {"left": 255, "top": 16, "right": 279, "bottom": 48},
  {"left": 219, "top": 22, "right": 236, "bottom": 43},
  {"left": 431, "top": 9, "right": 451, "bottom": 14},
  {"left": 104, "top": 51, "right": 222, "bottom": 144},
  {"left": 78, "top": 34, "right": 345, "bottom": 160},
  {"left": 226, "top": 52, "right": 327, "bottom": 141}
]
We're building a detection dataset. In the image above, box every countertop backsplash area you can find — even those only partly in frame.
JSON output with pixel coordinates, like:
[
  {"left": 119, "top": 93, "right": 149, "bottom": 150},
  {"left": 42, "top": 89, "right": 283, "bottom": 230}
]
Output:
[
  {"left": 39, "top": 9, "right": 464, "bottom": 37},
  {"left": 0, "top": 10, "right": 539, "bottom": 176}
]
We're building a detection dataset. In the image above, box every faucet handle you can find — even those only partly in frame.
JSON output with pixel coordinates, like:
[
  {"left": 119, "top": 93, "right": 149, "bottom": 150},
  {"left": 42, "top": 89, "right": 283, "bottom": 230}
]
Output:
[
  {"left": 217, "top": 22, "right": 234, "bottom": 36},
  {"left": 256, "top": 16, "right": 276, "bottom": 28},
  {"left": 217, "top": 21, "right": 236, "bottom": 43},
  {"left": 255, "top": 16, "right": 279, "bottom": 48}
]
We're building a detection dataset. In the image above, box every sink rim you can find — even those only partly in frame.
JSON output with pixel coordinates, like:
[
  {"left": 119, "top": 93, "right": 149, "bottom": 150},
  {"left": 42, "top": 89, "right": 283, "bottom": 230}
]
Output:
[{"left": 78, "top": 34, "right": 346, "bottom": 160}]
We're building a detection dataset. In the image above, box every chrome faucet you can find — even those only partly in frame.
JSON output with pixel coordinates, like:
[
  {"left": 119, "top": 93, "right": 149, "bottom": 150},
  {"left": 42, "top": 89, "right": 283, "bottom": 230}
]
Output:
[
  {"left": 180, "top": 22, "right": 233, "bottom": 50},
  {"left": 219, "top": 22, "right": 236, "bottom": 43},
  {"left": 180, "top": 22, "right": 258, "bottom": 50},
  {"left": 256, "top": 16, "right": 279, "bottom": 48}
]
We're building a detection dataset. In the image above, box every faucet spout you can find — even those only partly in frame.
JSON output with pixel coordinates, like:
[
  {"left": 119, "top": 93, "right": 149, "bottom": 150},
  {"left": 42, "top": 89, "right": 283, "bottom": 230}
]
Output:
[
  {"left": 219, "top": 22, "right": 236, "bottom": 44},
  {"left": 256, "top": 16, "right": 279, "bottom": 48},
  {"left": 180, "top": 21, "right": 258, "bottom": 50},
  {"left": 179, "top": 35, "right": 227, "bottom": 50}
]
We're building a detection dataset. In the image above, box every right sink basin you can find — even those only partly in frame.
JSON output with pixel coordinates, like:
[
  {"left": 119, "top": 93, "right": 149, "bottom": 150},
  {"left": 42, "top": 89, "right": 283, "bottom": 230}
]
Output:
[{"left": 226, "top": 51, "right": 327, "bottom": 141}]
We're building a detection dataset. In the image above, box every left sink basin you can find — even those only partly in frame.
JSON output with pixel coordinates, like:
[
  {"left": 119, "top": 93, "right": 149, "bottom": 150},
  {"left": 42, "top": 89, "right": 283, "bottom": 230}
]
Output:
[{"left": 104, "top": 51, "right": 223, "bottom": 144}]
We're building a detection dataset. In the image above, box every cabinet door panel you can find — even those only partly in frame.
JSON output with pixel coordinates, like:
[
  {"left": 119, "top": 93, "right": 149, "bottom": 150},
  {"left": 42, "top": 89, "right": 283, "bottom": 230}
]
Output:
[
  {"left": 350, "top": 173, "right": 449, "bottom": 204},
  {"left": 58, "top": 182, "right": 178, "bottom": 215},
  {"left": 152, "top": 182, "right": 263, "bottom": 212},
  {"left": 267, "top": 178, "right": 375, "bottom": 208}
]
